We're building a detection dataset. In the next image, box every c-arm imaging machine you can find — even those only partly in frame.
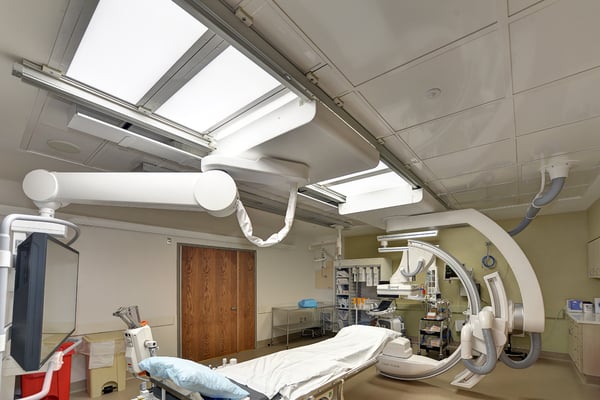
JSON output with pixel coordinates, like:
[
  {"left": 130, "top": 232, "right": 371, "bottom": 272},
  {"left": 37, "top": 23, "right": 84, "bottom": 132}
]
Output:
[{"left": 375, "top": 209, "right": 544, "bottom": 388}]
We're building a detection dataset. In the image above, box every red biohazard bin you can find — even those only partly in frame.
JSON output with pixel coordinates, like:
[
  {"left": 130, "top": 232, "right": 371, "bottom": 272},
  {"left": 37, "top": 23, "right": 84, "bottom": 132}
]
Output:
[{"left": 20, "top": 341, "right": 75, "bottom": 400}]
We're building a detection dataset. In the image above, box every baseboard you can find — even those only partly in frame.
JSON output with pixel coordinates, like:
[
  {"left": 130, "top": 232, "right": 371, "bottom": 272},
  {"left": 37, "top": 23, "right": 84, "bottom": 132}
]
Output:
[
  {"left": 539, "top": 351, "right": 570, "bottom": 361},
  {"left": 70, "top": 379, "right": 86, "bottom": 394}
]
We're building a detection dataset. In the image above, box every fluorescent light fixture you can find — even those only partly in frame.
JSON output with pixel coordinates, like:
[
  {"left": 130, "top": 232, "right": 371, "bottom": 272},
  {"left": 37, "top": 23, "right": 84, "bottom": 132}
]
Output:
[
  {"left": 378, "top": 246, "right": 409, "bottom": 253},
  {"left": 377, "top": 230, "right": 438, "bottom": 241},
  {"left": 328, "top": 171, "right": 410, "bottom": 197},
  {"left": 212, "top": 91, "right": 298, "bottom": 140},
  {"left": 156, "top": 46, "right": 281, "bottom": 132},
  {"left": 67, "top": 0, "right": 208, "bottom": 104},
  {"left": 318, "top": 161, "right": 388, "bottom": 186}
]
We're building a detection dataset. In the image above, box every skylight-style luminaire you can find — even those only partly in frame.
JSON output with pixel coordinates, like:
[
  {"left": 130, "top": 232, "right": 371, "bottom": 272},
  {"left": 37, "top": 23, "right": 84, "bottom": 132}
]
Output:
[
  {"left": 303, "top": 161, "right": 413, "bottom": 206},
  {"left": 156, "top": 46, "right": 282, "bottom": 133},
  {"left": 328, "top": 171, "right": 411, "bottom": 197},
  {"left": 67, "top": 0, "right": 208, "bottom": 104},
  {"left": 212, "top": 91, "right": 299, "bottom": 140},
  {"left": 318, "top": 162, "right": 388, "bottom": 186}
]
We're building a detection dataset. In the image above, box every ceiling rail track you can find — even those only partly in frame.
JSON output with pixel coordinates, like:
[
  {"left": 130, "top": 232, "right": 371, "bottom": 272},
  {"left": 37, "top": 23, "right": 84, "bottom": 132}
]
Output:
[{"left": 175, "top": 0, "right": 450, "bottom": 210}]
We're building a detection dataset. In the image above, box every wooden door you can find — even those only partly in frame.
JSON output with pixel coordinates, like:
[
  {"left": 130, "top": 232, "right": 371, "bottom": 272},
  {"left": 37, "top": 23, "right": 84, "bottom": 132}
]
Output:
[
  {"left": 180, "top": 246, "right": 255, "bottom": 361},
  {"left": 237, "top": 250, "right": 256, "bottom": 351}
]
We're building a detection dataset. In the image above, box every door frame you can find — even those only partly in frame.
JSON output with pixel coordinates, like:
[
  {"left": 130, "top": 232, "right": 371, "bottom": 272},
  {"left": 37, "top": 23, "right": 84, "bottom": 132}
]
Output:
[{"left": 176, "top": 243, "right": 257, "bottom": 358}]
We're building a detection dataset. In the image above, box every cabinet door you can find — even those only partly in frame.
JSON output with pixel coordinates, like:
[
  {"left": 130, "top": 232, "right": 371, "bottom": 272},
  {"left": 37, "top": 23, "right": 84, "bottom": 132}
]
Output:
[
  {"left": 582, "top": 324, "right": 600, "bottom": 376},
  {"left": 588, "top": 238, "right": 600, "bottom": 278},
  {"left": 567, "top": 319, "right": 580, "bottom": 368}
]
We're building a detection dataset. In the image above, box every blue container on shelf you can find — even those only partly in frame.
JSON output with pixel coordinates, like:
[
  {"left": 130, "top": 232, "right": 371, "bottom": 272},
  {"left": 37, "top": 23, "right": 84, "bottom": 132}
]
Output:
[{"left": 298, "top": 298, "right": 318, "bottom": 308}]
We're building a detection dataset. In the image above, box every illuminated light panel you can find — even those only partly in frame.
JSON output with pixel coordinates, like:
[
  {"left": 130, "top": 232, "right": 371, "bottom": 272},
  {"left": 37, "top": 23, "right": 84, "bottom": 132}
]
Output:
[
  {"left": 67, "top": 0, "right": 208, "bottom": 104},
  {"left": 156, "top": 46, "right": 281, "bottom": 132},
  {"left": 328, "top": 171, "right": 411, "bottom": 197},
  {"left": 212, "top": 91, "right": 298, "bottom": 140},
  {"left": 318, "top": 161, "right": 388, "bottom": 186}
]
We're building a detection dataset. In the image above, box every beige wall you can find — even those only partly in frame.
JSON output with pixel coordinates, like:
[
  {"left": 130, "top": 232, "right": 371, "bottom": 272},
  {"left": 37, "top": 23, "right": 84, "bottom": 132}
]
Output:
[{"left": 344, "top": 211, "right": 600, "bottom": 354}]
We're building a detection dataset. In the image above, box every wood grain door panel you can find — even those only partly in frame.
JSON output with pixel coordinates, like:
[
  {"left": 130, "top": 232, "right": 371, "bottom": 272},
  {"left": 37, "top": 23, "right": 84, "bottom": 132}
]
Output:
[
  {"left": 237, "top": 250, "right": 256, "bottom": 352},
  {"left": 181, "top": 246, "right": 255, "bottom": 361}
]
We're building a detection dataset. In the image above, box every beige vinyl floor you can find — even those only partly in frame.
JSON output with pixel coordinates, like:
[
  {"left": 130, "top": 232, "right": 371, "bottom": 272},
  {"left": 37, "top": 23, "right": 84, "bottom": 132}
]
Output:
[{"left": 72, "top": 337, "right": 600, "bottom": 400}]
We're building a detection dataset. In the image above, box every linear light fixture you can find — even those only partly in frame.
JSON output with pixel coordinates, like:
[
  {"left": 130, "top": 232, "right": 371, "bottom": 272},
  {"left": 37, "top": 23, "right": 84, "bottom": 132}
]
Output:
[
  {"left": 378, "top": 246, "right": 409, "bottom": 253},
  {"left": 377, "top": 230, "right": 438, "bottom": 241}
]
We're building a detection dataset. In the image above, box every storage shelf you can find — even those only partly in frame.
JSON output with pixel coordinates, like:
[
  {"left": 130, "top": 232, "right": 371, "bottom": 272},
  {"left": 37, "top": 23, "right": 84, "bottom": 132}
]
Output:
[{"left": 418, "top": 317, "right": 449, "bottom": 360}]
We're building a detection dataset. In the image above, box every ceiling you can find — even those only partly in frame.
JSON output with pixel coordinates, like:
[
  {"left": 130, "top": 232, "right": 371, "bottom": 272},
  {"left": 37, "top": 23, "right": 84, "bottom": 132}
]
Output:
[{"left": 1, "top": 0, "right": 600, "bottom": 235}]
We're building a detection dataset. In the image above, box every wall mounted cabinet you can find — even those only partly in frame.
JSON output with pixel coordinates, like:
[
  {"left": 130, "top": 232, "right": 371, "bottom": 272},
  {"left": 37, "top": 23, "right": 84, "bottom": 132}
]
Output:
[
  {"left": 587, "top": 237, "right": 600, "bottom": 278},
  {"left": 567, "top": 313, "right": 600, "bottom": 383}
]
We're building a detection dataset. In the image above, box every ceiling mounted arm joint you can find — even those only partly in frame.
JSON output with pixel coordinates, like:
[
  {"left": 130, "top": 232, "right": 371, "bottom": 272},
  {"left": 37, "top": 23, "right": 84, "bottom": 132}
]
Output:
[{"left": 174, "top": 0, "right": 448, "bottom": 209}]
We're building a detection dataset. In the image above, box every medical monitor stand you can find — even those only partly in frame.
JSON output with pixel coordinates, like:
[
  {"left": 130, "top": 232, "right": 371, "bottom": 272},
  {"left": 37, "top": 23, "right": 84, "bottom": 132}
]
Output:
[{"left": 11, "top": 232, "right": 79, "bottom": 371}]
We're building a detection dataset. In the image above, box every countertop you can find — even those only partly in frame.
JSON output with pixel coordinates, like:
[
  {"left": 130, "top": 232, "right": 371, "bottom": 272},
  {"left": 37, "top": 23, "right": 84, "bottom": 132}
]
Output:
[{"left": 567, "top": 312, "right": 600, "bottom": 325}]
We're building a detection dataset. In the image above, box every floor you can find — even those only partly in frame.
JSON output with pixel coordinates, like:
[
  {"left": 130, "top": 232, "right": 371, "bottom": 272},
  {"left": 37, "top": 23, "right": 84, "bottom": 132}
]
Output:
[{"left": 71, "top": 337, "right": 600, "bottom": 400}]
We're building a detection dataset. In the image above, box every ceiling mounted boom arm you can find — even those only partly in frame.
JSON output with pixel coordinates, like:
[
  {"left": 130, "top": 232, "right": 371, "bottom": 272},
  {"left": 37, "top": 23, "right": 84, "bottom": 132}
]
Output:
[
  {"left": 173, "top": 0, "right": 449, "bottom": 210},
  {"left": 22, "top": 169, "right": 239, "bottom": 218}
]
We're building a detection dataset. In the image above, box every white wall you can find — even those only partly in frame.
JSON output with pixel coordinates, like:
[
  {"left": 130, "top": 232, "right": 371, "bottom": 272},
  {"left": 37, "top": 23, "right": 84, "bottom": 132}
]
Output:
[{"left": 1, "top": 204, "right": 336, "bottom": 386}]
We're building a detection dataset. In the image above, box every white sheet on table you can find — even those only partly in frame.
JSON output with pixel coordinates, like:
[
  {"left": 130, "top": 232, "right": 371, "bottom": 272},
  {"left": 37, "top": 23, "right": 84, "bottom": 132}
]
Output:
[{"left": 216, "top": 325, "right": 400, "bottom": 400}]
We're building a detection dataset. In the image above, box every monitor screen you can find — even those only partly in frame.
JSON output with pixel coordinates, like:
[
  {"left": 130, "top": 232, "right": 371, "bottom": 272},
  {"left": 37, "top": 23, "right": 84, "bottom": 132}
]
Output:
[
  {"left": 444, "top": 264, "right": 459, "bottom": 280},
  {"left": 11, "top": 232, "right": 79, "bottom": 371}
]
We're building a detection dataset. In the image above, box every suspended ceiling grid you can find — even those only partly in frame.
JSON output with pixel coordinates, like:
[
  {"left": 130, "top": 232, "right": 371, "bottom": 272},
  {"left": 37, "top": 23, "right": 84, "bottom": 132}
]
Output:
[
  {"left": 223, "top": 0, "right": 600, "bottom": 220},
  {"left": 2, "top": 0, "right": 600, "bottom": 233}
]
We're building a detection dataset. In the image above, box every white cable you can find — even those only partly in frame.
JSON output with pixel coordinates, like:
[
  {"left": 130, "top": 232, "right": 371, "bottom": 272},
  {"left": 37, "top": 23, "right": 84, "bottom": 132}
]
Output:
[
  {"left": 236, "top": 185, "right": 298, "bottom": 247},
  {"left": 530, "top": 169, "right": 546, "bottom": 210}
]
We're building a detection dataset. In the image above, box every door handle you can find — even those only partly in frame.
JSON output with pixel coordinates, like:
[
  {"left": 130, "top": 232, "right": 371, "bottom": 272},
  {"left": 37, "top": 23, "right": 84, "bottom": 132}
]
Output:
[{"left": 231, "top": 306, "right": 238, "bottom": 311}]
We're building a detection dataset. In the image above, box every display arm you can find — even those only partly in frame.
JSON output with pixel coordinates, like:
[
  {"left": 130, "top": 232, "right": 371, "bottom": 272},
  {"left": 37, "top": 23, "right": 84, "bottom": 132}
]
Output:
[
  {"left": 22, "top": 169, "right": 239, "bottom": 218},
  {"left": 0, "top": 214, "right": 80, "bottom": 394}
]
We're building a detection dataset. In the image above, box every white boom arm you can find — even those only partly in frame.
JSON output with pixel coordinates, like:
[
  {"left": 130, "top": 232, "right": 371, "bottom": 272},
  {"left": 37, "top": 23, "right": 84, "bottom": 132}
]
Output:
[{"left": 22, "top": 169, "right": 239, "bottom": 218}]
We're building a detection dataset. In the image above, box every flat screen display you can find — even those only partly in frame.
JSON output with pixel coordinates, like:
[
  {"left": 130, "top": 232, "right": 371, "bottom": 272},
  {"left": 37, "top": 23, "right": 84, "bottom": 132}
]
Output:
[
  {"left": 11, "top": 232, "right": 79, "bottom": 371},
  {"left": 444, "top": 264, "right": 459, "bottom": 280}
]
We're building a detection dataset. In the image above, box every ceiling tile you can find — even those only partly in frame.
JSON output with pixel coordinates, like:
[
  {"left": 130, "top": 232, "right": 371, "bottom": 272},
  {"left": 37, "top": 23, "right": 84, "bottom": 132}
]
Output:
[
  {"left": 87, "top": 143, "right": 150, "bottom": 171},
  {"left": 453, "top": 188, "right": 521, "bottom": 210},
  {"left": 520, "top": 150, "right": 600, "bottom": 179},
  {"left": 358, "top": 30, "right": 507, "bottom": 131},
  {"left": 422, "top": 139, "right": 516, "bottom": 180},
  {"left": 380, "top": 134, "right": 421, "bottom": 165},
  {"left": 518, "top": 184, "right": 588, "bottom": 204},
  {"left": 244, "top": 0, "right": 324, "bottom": 73},
  {"left": 510, "top": 0, "right": 600, "bottom": 92},
  {"left": 508, "top": 0, "right": 543, "bottom": 16},
  {"left": 25, "top": 122, "right": 106, "bottom": 165},
  {"left": 397, "top": 99, "right": 514, "bottom": 160},
  {"left": 452, "top": 181, "right": 519, "bottom": 203},
  {"left": 273, "top": 0, "right": 497, "bottom": 85},
  {"left": 516, "top": 117, "right": 600, "bottom": 164},
  {"left": 438, "top": 165, "right": 518, "bottom": 193},
  {"left": 339, "top": 92, "right": 395, "bottom": 139},
  {"left": 514, "top": 66, "right": 600, "bottom": 136},
  {"left": 311, "top": 64, "right": 352, "bottom": 98}
]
